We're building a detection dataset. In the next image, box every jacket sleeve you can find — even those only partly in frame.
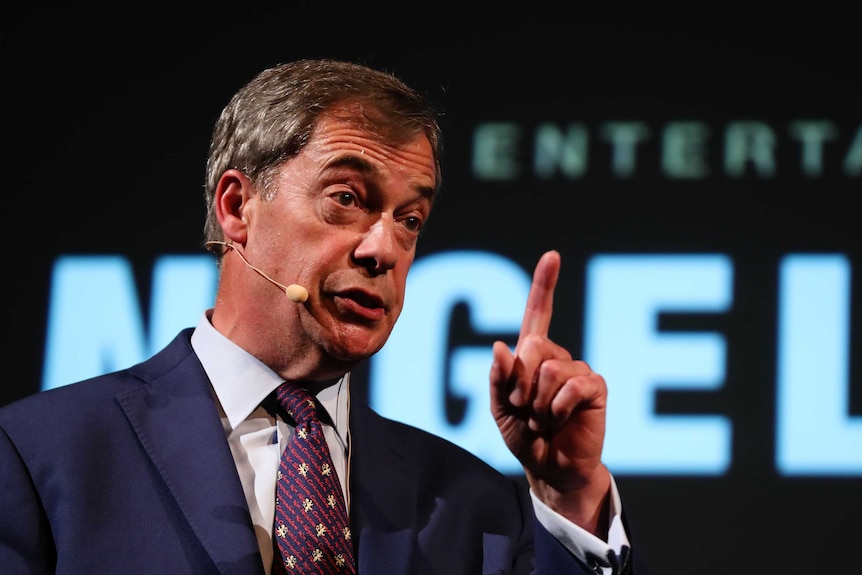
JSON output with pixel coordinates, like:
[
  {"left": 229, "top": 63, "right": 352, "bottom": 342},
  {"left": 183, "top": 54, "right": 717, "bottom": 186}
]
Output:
[
  {"left": 0, "top": 424, "right": 55, "bottom": 575},
  {"left": 533, "top": 512, "right": 650, "bottom": 575}
]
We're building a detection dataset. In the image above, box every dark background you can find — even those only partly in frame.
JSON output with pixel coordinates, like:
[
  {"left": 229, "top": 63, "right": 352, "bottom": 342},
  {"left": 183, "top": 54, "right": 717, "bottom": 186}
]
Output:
[{"left": 3, "top": 3, "right": 860, "bottom": 573}]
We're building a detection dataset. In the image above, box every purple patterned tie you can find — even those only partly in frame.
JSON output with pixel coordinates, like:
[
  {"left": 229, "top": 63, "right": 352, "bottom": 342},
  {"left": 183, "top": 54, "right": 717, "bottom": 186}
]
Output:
[{"left": 272, "top": 384, "right": 355, "bottom": 574}]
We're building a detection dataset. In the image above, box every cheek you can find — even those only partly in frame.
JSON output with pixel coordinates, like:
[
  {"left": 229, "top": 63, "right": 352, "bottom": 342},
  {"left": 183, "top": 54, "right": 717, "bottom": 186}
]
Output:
[
  {"left": 391, "top": 267, "right": 412, "bottom": 307},
  {"left": 393, "top": 255, "right": 416, "bottom": 290}
]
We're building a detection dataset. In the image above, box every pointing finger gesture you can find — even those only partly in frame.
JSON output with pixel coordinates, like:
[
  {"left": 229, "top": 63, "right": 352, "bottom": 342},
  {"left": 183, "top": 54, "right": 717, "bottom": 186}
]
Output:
[{"left": 490, "top": 250, "right": 611, "bottom": 533}]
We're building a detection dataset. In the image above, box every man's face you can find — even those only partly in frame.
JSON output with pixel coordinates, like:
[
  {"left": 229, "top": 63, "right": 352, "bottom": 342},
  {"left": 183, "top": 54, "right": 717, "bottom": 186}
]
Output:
[{"left": 242, "top": 112, "right": 436, "bottom": 373}]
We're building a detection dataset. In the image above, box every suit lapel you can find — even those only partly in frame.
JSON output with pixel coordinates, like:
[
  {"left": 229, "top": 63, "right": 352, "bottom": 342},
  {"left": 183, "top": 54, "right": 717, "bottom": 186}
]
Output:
[
  {"left": 349, "top": 395, "right": 418, "bottom": 575},
  {"left": 116, "top": 333, "right": 264, "bottom": 575}
]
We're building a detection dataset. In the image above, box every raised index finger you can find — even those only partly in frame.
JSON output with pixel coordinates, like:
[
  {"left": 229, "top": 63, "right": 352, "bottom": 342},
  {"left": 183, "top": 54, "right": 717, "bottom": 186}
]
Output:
[{"left": 515, "top": 250, "right": 561, "bottom": 354}]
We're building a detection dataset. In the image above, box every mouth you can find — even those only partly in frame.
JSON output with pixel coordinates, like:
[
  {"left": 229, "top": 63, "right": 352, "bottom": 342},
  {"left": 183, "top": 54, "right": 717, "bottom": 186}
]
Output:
[{"left": 332, "top": 289, "right": 386, "bottom": 321}]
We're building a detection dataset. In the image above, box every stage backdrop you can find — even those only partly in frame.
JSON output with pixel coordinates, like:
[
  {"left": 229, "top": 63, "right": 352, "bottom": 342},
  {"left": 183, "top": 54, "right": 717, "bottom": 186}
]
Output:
[{"left": 4, "top": 5, "right": 860, "bottom": 574}]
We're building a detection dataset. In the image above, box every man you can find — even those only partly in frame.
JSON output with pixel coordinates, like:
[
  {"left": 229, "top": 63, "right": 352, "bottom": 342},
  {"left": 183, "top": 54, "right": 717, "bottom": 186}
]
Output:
[{"left": 0, "top": 59, "right": 647, "bottom": 574}]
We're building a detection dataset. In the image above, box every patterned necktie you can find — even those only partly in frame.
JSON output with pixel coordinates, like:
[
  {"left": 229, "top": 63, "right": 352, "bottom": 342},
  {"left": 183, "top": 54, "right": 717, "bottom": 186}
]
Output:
[{"left": 272, "top": 383, "right": 356, "bottom": 574}]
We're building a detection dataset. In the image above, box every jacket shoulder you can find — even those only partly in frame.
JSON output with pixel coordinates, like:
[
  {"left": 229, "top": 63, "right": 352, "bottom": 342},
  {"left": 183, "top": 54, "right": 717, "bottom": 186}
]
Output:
[{"left": 0, "top": 328, "right": 198, "bottom": 424}]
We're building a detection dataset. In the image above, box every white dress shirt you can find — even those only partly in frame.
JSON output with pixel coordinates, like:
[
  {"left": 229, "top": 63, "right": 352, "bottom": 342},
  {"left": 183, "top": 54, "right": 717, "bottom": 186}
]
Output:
[{"left": 190, "top": 311, "right": 628, "bottom": 574}]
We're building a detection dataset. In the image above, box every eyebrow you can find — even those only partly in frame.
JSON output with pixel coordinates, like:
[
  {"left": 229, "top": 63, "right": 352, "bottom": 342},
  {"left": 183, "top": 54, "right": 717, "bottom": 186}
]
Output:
[{"left": 325, "top": 153, "right": 436, "bottom": 200}]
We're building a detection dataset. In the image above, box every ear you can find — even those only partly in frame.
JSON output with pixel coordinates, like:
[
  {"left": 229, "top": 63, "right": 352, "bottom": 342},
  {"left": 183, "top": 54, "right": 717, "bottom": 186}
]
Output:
[{"left": 214, "top": 169, "right": 256, "bottom": 245}]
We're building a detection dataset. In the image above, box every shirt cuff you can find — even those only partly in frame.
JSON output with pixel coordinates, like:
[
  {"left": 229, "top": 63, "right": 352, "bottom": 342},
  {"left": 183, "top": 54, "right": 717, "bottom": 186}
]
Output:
[{"left": 530, "top": 474, "right": 630, "bottom": 571}]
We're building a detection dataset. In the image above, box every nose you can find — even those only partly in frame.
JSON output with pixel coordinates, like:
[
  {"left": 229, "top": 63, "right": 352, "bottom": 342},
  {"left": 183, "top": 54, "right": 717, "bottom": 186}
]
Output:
[{"left": 353, "top": 216, "right": 398, "bottom": 274}]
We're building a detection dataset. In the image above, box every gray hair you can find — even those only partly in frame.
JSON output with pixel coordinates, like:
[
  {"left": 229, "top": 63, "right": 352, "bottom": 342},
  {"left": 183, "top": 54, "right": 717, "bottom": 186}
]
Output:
[{"left": 202, "top": 59, "right": 444, "bottom": 251}]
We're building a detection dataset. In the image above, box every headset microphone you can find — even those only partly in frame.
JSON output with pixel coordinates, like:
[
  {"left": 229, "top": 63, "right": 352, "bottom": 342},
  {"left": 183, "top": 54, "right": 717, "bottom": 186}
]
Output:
[{"left": 205, "top": 241, "right": 309, "bottom": 303}]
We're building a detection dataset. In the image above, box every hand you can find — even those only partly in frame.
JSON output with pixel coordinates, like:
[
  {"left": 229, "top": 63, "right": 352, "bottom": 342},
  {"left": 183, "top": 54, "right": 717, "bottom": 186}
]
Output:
[{"left": 490, "top": 250, "right": 611, "bottom": 535}]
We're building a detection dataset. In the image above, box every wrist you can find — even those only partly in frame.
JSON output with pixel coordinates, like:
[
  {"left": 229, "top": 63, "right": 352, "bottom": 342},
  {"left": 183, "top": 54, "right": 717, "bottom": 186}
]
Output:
[{"left": 527, "top": 466, "right": 611, "bottom": 538}]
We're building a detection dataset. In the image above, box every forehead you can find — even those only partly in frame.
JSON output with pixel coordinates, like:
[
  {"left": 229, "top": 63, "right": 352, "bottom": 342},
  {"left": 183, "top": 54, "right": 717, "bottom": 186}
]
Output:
[{"left": 300, "top": 112, "right": 438, "bottom": 193}]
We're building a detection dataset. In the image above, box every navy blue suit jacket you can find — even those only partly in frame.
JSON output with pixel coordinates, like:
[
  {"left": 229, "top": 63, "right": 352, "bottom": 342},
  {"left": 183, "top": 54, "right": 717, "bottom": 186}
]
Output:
[{"left": 0, "top": 329, "right": 645, "bottom": 574}]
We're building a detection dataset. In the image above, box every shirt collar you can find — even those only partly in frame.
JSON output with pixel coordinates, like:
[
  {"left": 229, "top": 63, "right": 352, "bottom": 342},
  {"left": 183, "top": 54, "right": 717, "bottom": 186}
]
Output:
[
  {"left": 191, "top": 311, "right": 283, "bottom": 429},
  {"left": 189, "top": 310, "right": 348, "bottom": 434}
]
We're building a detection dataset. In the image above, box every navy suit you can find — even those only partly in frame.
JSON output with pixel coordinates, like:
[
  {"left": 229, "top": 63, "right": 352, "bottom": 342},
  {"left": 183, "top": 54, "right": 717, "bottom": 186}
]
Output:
[{"left": 0, "top": 329, "right": 644, "bottom": 574}]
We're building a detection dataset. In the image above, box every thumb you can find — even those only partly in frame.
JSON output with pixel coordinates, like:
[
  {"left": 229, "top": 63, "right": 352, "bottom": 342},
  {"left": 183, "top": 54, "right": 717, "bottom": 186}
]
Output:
[{"left": 490, "top": 340, "right": 517, "bottom": 411}]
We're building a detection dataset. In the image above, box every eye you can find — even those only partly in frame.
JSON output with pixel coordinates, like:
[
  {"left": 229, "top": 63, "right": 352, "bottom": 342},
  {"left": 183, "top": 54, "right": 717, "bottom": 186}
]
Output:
[
  {"left": 336, "top": 191, "right": 357, "bottom": 207},
  {"left": 402, "top": 216, "right": 422, "bottom": 233}
]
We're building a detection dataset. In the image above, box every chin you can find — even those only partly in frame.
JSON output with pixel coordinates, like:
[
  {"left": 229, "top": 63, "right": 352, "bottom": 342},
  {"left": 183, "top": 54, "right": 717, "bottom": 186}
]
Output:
[
  {"left": 334, "top": 332, "right": 389, "bottom": 362},
  {"left": 308, "top": 314, "right": 394, "bottom": 362}
]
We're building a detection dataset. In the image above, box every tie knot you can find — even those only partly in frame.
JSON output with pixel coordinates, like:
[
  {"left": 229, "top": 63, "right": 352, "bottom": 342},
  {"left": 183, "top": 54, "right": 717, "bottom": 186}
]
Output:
[{"left": 275, "top": 383, "right": 318, "bottom": 424}]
